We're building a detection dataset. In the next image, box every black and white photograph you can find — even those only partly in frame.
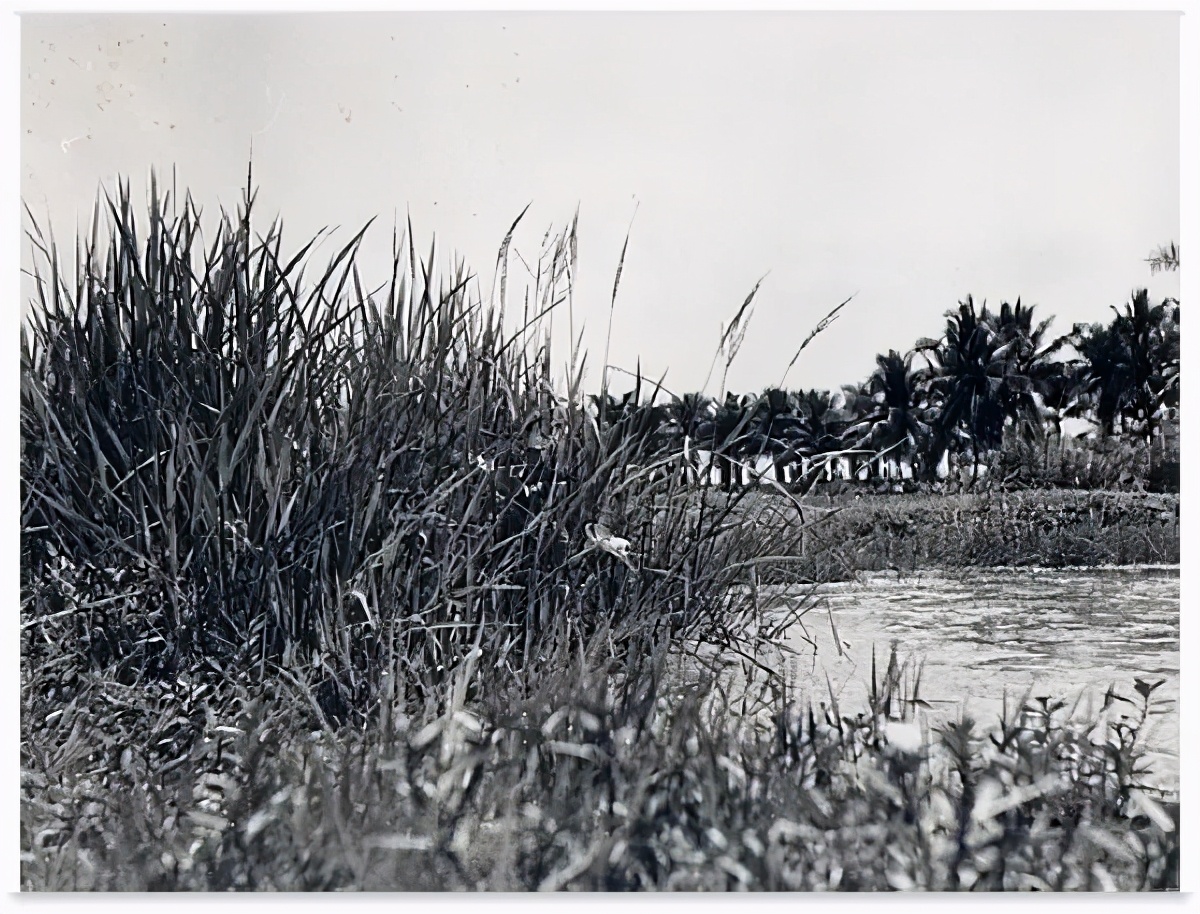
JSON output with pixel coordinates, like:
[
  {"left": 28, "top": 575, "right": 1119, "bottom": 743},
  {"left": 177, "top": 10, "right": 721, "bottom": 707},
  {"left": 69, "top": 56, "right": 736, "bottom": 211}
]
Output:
[{"left": 12, "top": 6, "right": 1192, "bottom": 896}]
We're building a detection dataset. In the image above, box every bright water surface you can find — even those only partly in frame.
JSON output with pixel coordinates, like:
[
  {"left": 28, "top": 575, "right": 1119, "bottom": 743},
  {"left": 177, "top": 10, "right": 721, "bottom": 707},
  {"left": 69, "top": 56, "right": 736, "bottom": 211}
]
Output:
[{"left": 772, "top": 566, "right": 1180, "bottom": 792}]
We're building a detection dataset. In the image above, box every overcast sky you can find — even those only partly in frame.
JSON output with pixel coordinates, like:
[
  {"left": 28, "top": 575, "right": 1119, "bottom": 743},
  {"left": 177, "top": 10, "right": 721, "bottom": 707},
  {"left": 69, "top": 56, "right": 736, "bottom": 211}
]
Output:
[{"left": 21, "top": 11, "right": 1181, "bottom": 396}]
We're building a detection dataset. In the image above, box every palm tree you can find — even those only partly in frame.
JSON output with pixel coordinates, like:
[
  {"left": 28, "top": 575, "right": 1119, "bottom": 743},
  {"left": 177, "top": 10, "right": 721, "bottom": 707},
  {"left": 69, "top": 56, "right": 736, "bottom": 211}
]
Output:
[
  {"left": 662, "top": 391, "right": 713, "bottom": 483},
  {"left": 865, "top": 350, "right": 933, "bottom": 468},
  {"left": 924, "top": 298, "right": 1007, "bottom": 479},
  {"left": 1114, "top": 289, "right": 1179, "bottom": 437},
  {"left": 1146, "top": 242, "right": 1180, "bottom": 275},
  {"left": 1065, "top": 320, "right": 1133, "bottom": 436},
  {"left": 741, "top": 387, "right": 808, "bottom": 484},
  {"left": 984, "top": 299, "right": 1057, "bottom": 443},
  {"left": 923, "top": 297, "right": 1055, "bottom": 481},
  {"left": 1034, "top": 360, "right": 1090, "bottom": 438},
  {"left": 792, "top": 389, "right": 835, "bottom": 455},
  {"left": 1067, "top": 289, "right": 1180, "bottom": 439},
  {"left": 708, "top": 392, "right": 757, "bottom": 490},
  {"left": 783, "top": 388, "right": 862, "bottom": 483}
]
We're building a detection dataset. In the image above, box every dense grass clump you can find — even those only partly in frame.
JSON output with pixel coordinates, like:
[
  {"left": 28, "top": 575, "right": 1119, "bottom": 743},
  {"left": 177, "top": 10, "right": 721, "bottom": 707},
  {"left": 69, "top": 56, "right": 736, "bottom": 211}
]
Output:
[
  {"left": 20, "top": 176, "right": 1178, "bottom": 891},
  {"left": 20, "top": 642, "right": 1178, "bottom": 891},
  {"left": 21, "top": 175, "right": 785, "bottom": 716}
]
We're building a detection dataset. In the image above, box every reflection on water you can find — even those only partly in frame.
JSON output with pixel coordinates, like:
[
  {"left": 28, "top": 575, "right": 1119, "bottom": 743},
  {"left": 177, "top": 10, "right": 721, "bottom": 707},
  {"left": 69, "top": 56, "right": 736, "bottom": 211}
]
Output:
[{"left": 772, "top": 566, "right": 1180, "bottom": 790}]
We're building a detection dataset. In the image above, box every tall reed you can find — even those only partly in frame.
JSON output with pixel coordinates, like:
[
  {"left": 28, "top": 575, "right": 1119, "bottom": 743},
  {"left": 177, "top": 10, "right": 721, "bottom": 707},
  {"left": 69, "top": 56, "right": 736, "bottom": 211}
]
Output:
[
  {"left": 21, "top": 171, "right": 791, "bottom": 723},
  {"left": 21, "top": 174, "right": 1176, "bottom": 892}
]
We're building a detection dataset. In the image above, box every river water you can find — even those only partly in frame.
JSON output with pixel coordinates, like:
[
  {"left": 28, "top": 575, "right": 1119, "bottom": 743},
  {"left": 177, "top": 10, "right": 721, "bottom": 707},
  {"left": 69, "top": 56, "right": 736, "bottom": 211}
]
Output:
[{"left": 769, "top": 566, "right": 1180, "bottom": 792}]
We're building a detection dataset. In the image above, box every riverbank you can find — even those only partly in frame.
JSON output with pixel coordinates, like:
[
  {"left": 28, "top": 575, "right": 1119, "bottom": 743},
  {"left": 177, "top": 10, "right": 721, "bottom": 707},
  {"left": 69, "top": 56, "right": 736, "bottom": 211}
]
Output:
[{"left": 742, "top": 489, "right": 1180, "bottom": 584}]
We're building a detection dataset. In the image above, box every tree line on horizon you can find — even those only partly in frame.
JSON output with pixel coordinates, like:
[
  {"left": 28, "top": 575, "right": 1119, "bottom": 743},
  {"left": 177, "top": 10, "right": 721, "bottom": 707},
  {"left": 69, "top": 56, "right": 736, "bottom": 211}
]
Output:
[{"left": 590, "top": 263, "right": 1180, "bottom": 488}]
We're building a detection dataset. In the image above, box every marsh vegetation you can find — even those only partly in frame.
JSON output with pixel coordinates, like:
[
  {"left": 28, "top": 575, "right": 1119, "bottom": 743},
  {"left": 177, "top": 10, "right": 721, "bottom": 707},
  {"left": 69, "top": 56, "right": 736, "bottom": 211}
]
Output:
[{"left": 20, "top": 176, "right": 1179, "bottom": 890}]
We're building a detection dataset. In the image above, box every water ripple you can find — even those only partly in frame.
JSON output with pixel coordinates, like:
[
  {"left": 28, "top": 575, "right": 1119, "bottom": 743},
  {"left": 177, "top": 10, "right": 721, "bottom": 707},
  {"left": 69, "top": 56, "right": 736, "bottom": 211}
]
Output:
[{"left": 779, "top": 566, "right": 1180, "bottom": 789}]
